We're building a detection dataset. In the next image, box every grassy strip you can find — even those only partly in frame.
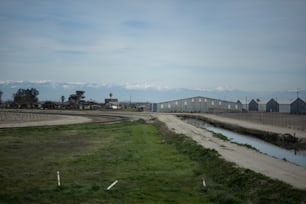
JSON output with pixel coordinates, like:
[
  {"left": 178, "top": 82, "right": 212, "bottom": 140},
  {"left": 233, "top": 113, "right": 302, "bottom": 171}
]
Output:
[
  {"left": 0, "top": 121, "right": 305, "bottom": 203},
  {"left": 212, "top": 132, "right": 229, "bottom": 141},
  {"left": 0, "top": 121, "right": 207, "bottom": 203},
  {"left": 211, "top": 131, "right": 259, "bottom": 151}
]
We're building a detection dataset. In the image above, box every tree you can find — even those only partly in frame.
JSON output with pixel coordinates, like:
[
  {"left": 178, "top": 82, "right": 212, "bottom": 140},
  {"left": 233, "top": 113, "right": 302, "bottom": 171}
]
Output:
[
  {"left": 76, "top": 90, "right": 85, "bottom": 100},
  {"left": 68, "top": 90, "right": 85, "bottom": 104},
  {"left": 13, "top": 88, "right": 39, "bottom": 108},
  {"left": 109, "top": 93, "right": 113, "bottom": 99}
]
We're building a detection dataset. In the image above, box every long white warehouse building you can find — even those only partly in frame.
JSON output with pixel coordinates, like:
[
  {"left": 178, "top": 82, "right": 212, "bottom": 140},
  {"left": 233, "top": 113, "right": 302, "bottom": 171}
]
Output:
[{"left": 155, "top": 96, "right": 243, "bottom": 113}]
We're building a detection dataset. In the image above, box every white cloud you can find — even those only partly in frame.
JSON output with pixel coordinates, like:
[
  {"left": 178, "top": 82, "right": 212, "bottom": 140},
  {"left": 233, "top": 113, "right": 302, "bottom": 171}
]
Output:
[
  {"left": 0, "top": 80, "right": 11, "bottom": 85},
  {"left": 30, "top": 80, "right": 52, "bottom": 84},
  {"left": 215, "top": 86, "right": 233, "bottom": 92},
  {"left": 124, "top": 82, "right": 169, "bottom": 90}
]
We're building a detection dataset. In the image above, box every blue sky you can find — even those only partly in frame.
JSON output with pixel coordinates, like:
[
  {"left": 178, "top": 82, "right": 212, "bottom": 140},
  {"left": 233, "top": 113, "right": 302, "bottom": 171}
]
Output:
[{"left": 0, "top": 0, "right": 305, "bottom": 92}]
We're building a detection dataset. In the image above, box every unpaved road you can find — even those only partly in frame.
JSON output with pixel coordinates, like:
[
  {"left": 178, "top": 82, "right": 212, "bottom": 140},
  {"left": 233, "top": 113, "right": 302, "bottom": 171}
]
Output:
[
  {"left": 0, "top": 112, "right": 92, "bottom": 128},
  {"left": 156, "top": 113, "right": 306, "bottom": 190},
  {"left": 0, "top": 110, "right": 131, "bottom": 128}
]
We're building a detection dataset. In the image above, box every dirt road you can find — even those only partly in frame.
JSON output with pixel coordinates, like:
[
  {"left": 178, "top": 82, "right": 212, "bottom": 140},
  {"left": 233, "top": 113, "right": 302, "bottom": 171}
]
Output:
[
  {"left": 0, "top": 110, "right": 131, "bottom": 128},
  {"left": 0, "top": 112, "right": 92, "bottom": 128},
  {"left": 156, "top": 113, "right": 306, "bottom": 190}
]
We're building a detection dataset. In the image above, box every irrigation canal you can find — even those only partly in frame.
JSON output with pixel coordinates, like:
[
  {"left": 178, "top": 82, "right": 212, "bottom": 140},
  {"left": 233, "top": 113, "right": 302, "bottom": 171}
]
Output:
[{"left": 183, "top": 118, "right": 306, "bottom": 167}]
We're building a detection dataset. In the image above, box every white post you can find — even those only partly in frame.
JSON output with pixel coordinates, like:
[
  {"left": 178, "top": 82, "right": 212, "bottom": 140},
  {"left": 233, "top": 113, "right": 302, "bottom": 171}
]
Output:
[
  {"left": 202, "top": 176, "right": 208, "bottom": 192},
  {"left": 57, "top": 171, "right": 61, "bottom": 187},
  {"left": 107, "top": 180, "right": 118, "bottom": 190},
  {"left": 202, "top": 177, "right": 206, "bottom": 188}
]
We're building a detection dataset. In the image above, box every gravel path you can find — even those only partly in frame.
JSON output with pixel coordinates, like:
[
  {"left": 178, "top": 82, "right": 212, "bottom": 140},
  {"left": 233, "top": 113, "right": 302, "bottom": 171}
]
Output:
[{"left": 156, "top": 113, "right": 306, "bottom": 189}]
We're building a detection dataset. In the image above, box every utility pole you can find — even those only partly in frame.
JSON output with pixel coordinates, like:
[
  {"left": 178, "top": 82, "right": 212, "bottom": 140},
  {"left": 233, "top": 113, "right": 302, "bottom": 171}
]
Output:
[{"left": 297, "top": 88, "right": 300, "bottom": 114}]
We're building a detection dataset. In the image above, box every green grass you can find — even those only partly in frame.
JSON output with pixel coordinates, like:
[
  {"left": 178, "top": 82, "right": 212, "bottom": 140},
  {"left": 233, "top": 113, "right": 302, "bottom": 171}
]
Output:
[
  {"left": 212, "top": 132, "right": 229, "bottom": 141},
  {"left": 212, "top": 132, "right": 259, "bottom": 151},
  {"left": 0, "top": 120, "right": 305, "bottom": 203}
]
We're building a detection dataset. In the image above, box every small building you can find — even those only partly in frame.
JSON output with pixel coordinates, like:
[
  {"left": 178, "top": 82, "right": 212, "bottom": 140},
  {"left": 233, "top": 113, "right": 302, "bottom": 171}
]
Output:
[
  {"left": 42, "top": 101, "right": 59, "bottom": 109},
  {"left": 248, "top": 99, "right": 258, "bottom": 111},
  {"left": 290, "top": 98, "right": 306, "bottom": 114},
  {"left": 80, "top": 101, "right": 102, "bottom": 110},
  {"left": 248, "top": 99, "right": 267, "bottom": 112},
  {"left": 266, "top": 98, "right": 279, "bottom": 112},
  {"left": 105, "top": 98, "right": 119, "bottom": 109}
]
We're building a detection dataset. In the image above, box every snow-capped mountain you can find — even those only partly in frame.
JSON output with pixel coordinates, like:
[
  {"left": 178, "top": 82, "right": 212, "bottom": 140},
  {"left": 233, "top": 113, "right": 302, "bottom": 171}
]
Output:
[{"left": 0, "top": 80, "right": 303, "bottom": 103}]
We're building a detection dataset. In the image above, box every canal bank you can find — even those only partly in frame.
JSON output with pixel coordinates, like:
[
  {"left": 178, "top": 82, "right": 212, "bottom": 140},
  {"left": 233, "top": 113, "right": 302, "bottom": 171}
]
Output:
[
  {"left": 179, "top": 114, "right": 306, "bottom": 150},
  {"left": 156, "top": 114, "right": 306, "bottom": 189},
  {"left": 183, "top": 118, "right": 306, "bottom": 167}
]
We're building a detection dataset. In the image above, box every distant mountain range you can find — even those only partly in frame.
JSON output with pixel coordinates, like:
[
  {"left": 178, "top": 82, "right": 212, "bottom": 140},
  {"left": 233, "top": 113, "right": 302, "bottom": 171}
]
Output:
[{"left": 0, "top": 81, "right": 304, "bottom": 104}]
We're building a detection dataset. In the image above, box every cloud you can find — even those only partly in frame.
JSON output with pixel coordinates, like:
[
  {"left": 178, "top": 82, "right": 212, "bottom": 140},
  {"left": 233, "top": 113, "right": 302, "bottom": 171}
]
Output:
[
  {"left": 215, "top": 86, "right": 233, "bottom": 92},
  {"left": 0, "top": 1, "right": 305, "bottom": 92},
  {"left": 0, "top": 80, "right": 11, "bottom": 85},
  {"left": 30, "top": 80, "right": 52, "bottom": 84},
  {"left": 124, "top": 82, "right": 168, "bottom": 90}
]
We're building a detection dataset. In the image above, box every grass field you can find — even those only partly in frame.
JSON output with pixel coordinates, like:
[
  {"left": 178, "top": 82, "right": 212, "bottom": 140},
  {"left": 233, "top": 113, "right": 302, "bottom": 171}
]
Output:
[{"left": 0, "top": 120, "right": 305, "bottom": 203}]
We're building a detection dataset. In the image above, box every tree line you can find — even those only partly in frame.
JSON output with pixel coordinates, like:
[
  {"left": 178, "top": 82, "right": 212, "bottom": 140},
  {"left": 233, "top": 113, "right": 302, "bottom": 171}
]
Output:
[{"left": 0, "top": 88, "right": 87, "bottom": 109}]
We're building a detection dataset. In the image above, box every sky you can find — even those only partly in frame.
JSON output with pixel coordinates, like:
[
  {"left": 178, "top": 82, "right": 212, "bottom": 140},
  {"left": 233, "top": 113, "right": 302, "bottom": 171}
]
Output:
[{"left": 0, "top": 0, "right": 306, "bottom": 92}]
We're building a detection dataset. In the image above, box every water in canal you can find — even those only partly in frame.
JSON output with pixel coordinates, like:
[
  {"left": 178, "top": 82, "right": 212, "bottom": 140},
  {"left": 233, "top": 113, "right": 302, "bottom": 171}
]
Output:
[{"left": 183, "top": 118, "right": 306, "bottom": 167}]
